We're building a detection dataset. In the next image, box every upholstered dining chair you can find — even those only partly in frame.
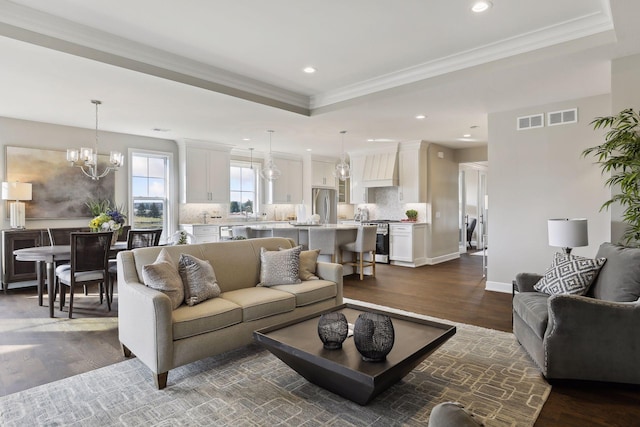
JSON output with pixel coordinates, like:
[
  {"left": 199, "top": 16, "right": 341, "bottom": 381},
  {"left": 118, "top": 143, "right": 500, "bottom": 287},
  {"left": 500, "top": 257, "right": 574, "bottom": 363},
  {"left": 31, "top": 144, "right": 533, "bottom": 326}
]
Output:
[
  {"left": 57, "top": 232, "right": 112, "bottom": 318},
  {"left": 48, "top": 227, "right": 92, "bottom": 297},
  {"left": 339, "top": 225, "right": 377, "bottom": 280},
  {"left": 108, "top": 228, "right": 162, "bottom": 303},
  {"left": 308, "top": 227, "right": 337, "bottom": 263}
]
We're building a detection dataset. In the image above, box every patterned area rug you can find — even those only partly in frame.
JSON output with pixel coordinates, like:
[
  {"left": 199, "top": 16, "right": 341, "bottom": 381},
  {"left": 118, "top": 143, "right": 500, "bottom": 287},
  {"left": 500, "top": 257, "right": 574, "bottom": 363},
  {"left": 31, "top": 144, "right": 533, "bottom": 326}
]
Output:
[{"left": 0, "top": 300, "right": 550, "bottom": 426}]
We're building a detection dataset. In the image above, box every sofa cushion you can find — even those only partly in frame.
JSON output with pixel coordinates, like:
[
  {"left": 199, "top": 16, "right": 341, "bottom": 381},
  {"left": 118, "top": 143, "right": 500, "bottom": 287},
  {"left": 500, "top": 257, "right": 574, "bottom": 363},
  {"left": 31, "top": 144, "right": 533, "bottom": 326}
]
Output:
[
  {"left": 179, "top": 254, "right": 221, "bottom": 306},
  {"left": 271, "top": 279, "right": 337, "bottom": 306},
  {"left": 512, "top": 292, "right": 550, "bottom": 340},
  {"left": 142, "top": 248, "right": 184, "bottom": 310},
  {"left": 258, "top": 246, "right": 302, "bottom": 287},
  {"left": 172, "top": 297, "right": 242, "bottom": 340},
  {"left": 299, "top": 249, "right": 321, "bottom": 281},
  {"left": 591, "top": 243, "right": 640, "bottom": 302},
  {"left": 221, "top": 287, "right": 296, "bottom": 321},
  {"left": 534, "top": 252, "right": 605, "bottom": 296}
]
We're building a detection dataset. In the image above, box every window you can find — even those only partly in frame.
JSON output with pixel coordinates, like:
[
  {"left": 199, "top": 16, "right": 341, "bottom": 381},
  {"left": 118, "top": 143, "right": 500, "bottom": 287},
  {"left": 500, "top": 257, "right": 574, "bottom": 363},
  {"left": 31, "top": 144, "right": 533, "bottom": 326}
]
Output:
[
  {"left": 130, "top": 151, "right": 171, "bottom": 241},
  {"left": 230, "top": 161, "right": 258, "bottom": 216}
]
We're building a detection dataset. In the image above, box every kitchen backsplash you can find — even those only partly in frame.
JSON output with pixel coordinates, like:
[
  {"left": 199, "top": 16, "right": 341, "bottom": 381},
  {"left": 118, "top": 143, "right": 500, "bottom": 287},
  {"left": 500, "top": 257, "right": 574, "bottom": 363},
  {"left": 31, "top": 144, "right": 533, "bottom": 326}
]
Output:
[{"left": 362, "top": 187, "right": 429, "bottom": 222}]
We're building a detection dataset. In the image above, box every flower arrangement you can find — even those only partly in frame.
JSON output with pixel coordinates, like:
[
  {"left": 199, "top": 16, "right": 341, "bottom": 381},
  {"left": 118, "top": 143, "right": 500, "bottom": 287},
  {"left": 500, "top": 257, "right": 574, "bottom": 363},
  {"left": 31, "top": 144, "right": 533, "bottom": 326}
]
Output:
[{"left": 86, "top": 199, "right": 127, "bottom": 235}]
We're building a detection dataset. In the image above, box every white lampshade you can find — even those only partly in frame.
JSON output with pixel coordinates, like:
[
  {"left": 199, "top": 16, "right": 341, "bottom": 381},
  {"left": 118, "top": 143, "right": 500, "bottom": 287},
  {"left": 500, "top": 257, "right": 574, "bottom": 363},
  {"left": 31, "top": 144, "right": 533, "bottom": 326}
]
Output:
[
  {"left": 2, "top": 182, "right": 32, "bottom": 229},
  {"left": 2, "top": 182, "right": 32, "bottom": 201},
  {"left": 548, "top": 218, "right": 588, "bottom": 250}
]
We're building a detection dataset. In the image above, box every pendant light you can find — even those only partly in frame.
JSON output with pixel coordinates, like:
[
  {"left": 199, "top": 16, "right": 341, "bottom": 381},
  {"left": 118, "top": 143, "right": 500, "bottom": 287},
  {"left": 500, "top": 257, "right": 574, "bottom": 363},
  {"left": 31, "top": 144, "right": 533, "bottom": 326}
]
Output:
[
  {"left": 66, "top": 100, "right": 123, "bottom": 180},
  {"left": 333, "top": 130, "right": 351, "bottom": 181},
  {"left": 260, "top": 130, "right": 281, "bottom": 181},
  {"left": 249, "top": 147, "right": 254, "bottom": 169}
]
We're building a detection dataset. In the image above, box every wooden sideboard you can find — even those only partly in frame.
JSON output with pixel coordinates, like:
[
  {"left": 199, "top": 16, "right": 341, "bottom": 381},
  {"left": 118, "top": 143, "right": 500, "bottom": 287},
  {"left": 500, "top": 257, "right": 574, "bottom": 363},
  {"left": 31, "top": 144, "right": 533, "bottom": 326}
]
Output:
[{"left": 1, "top": 229, "right": 50, "bottom": 292}]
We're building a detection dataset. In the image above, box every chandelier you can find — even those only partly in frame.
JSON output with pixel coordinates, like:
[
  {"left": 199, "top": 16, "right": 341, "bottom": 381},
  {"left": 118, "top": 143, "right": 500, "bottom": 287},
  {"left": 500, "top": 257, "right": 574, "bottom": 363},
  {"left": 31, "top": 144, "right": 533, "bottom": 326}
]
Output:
[
  {"left": 260, "top": 130, "right": 281, "bottom": 181},
  {"left": 333, "top": 130, "right": 351, "bottom": 181},
  {"left": 66, "top": 100, "right": 123, "bottom": 180}
]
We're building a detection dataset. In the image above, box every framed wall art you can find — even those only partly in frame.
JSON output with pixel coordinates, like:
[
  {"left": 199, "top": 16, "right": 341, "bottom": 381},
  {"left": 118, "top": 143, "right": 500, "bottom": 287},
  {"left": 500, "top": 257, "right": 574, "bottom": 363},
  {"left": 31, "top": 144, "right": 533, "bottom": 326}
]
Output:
[{"left": 5, "top": 146, "right": 115, "bottom": 219}]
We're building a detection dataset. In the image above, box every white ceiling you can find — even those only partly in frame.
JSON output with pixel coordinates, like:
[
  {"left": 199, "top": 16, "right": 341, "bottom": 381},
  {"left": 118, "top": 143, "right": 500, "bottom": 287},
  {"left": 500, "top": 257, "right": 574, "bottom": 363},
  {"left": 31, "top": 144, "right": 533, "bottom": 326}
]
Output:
[{"left": 0, "top": 0, "right": 637, "bottom": 158}]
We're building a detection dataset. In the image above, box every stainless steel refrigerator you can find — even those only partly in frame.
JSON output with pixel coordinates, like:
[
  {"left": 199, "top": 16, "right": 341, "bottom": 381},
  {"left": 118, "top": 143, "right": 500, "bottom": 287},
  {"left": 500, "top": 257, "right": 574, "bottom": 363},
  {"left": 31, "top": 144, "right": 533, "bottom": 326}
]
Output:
[{"left": 312, "top": 188, "right": 337, "bottom": 224}]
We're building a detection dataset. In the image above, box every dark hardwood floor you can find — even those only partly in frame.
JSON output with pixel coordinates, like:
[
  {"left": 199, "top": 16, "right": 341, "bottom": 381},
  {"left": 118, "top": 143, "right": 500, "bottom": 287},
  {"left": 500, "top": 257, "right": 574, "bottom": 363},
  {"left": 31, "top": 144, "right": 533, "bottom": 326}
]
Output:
[{"left": 1, "top": 254, "right": 638, "bottom": 426}]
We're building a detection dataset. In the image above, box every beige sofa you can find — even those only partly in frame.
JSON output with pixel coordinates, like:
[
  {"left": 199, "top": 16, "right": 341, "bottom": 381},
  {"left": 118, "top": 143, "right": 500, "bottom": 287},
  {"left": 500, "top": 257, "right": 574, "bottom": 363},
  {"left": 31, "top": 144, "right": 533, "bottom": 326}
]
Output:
[{"left": 117, "top": 237, "right": 343, "bottom": 389}]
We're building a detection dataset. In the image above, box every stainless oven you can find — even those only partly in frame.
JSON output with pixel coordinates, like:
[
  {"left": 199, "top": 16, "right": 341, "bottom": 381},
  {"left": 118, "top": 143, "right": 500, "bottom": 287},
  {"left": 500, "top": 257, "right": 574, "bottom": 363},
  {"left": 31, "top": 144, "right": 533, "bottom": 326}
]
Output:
[{"left": 362, "top": 220, "right": 395, "bottom": 264}]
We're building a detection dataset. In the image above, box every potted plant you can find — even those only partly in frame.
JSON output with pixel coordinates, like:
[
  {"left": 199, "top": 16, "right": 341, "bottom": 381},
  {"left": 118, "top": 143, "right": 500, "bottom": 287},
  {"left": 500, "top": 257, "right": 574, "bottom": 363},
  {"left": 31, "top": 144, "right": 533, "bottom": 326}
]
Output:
[
  {"left": 583, "top": 108, "right": 640, "bottom": 246},
  {"left": 405, "top": 209, "right": 418, "bottom": 222}
]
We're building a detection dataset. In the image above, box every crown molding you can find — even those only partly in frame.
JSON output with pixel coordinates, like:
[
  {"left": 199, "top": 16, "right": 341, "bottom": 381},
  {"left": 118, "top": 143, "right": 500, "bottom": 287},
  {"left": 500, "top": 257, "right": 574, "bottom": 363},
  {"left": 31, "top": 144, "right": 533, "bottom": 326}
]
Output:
[{"left": 310, "top": 11, "right": 614, "bottom": 109}]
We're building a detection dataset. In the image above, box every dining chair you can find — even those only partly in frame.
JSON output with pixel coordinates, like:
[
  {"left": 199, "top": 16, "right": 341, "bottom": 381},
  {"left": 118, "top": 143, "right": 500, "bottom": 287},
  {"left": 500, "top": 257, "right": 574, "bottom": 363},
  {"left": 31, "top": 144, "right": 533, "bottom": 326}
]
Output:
[
  {"left": 57, "top": 232, "right": 112, "bottom": 318},
  {"left": 339, "top": 225, "right": 377, "bottom": 280},
  {"left": 117, "top": 225, "right": 131, "bottom": 242},
  {"left": 108, "top": 229, "right": 162, "bottom": 303},
  {"left": 47, "top": 227, "right": 92, "bottom": 297}
]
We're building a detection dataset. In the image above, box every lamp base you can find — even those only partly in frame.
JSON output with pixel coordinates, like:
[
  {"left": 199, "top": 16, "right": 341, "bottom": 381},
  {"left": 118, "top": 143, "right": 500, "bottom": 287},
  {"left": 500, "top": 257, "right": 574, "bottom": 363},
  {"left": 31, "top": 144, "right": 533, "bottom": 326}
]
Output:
[
  {"left": 563, "top": 247, "right": 573, "bottom": 255},
  {"left": 10, "top": 201, "right": 26, "bottom": 229}
]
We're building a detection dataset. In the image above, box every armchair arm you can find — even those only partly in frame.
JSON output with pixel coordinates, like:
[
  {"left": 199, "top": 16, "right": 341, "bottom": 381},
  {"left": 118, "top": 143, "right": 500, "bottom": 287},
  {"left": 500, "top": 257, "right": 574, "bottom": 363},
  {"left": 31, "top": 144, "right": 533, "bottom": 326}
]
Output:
[
  {"left": 117, "top": 251, "right": 174, "bottom": 374},
  {"left": 515, "top": 272, "right": 543, "bottom": 293},
  {"left": 544, "top": 294, "right": 640, "bottom": 383},
  {"left": 316, "top": 261, "right": 344, "bottom": 303}
]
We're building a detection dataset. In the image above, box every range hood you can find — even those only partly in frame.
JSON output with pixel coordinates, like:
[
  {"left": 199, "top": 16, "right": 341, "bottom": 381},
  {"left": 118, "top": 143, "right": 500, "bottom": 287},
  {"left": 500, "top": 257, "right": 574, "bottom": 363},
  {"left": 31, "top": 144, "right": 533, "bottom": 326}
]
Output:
[{"left": 362, "top": 151, "right": 398, "bottom": 187}]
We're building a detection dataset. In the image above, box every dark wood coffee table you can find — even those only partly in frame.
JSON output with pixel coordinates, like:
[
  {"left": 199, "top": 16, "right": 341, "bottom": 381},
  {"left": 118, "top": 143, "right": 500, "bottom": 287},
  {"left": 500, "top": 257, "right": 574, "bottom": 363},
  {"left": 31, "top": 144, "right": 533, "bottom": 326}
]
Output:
[{"left": 253, "top": 303, "right": 456, "bottom": 405}]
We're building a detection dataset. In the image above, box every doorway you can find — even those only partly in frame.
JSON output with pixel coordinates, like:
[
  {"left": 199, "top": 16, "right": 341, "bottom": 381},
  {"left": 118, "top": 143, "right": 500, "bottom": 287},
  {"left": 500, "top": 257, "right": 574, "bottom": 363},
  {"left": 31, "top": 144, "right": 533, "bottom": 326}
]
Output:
[{"left": 459, "top": 163, "right": 488, "bottom": 254}]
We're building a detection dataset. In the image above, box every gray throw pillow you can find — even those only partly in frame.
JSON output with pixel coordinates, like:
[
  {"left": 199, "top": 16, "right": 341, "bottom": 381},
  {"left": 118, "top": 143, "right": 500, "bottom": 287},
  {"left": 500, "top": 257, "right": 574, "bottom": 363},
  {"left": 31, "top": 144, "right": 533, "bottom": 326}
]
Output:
[
  {"left": 279, "top": 247, "right": 320, "bottom": 281},
  {"left": 258, "top": 246, "right": 302, "bottom": 287},
  {"left": 534, "top": 252, "right": 606, "bottom": 296},
  {"left": 591, "top": 243, "right": 640, "bottom": 302},
  {"left": 142, "top": 248, "right": 184, "bottom": 310},
  {"left": 178, "top": 254, "right": 221, "bottom": 306}
]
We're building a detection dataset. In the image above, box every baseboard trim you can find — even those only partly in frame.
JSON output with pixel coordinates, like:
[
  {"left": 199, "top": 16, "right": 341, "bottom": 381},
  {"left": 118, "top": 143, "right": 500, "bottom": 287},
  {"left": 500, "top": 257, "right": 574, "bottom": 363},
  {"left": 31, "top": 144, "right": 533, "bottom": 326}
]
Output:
[
  {"left": 426, "top": 252, "right": 460, "bottom": 265},
  {"left": 485, "top": 281, "right": 512, "bottom": 294}
]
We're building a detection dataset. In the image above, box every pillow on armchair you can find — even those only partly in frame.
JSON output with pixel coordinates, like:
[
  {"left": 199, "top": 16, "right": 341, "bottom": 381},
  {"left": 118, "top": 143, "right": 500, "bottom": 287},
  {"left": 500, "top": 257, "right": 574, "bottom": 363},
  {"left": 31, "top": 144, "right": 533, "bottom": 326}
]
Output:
[
  {"left": 591, "top": 243, "right": 640, "bottom": 302},
  {"left": 534, "top": 252, "right": 606, "bottom": 296}
]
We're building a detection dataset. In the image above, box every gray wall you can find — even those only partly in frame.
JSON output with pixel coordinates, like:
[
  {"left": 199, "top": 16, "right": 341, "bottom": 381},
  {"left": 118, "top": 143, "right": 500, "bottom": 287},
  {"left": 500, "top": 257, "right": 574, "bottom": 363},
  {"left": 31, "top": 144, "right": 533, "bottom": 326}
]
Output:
[
  {"left": 427, "top": 143, "right": 459, "bottom": 259},
  {"left": 486, "top": 94, "right": 611, "bottom": 291},
  {"left": 0, "top": 116, "right": 178, "bottom": 231},
  {"left": 455, "top": 146, "right": 488, "bottom": 163}
]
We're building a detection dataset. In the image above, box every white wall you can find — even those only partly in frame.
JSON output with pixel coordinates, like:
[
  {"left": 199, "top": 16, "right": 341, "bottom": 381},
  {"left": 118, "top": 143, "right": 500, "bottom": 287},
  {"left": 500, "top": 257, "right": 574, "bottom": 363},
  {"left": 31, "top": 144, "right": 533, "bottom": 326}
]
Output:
[
  {"left": 0, "top": 117, "right": 178, "bottom": 231},
  {"left": 486, "top": 94, "right": 611, "bottom": 292}
]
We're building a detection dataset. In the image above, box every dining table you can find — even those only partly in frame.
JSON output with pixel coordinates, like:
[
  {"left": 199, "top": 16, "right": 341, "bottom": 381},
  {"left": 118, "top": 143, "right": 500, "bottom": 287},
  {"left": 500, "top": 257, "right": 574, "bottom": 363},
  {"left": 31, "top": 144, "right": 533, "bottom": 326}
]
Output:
[{"left": 13, "top": 242, "right": 128, "bottom": 318}]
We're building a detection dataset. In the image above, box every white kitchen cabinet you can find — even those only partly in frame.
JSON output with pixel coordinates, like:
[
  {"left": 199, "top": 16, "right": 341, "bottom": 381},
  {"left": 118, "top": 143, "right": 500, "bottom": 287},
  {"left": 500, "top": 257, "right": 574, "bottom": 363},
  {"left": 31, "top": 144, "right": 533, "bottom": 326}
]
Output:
[
  {"left": 180, "top": 224, "right": 220, "bottom": 243},
  {"left": 311, "top": 159, "right": 337, "bottom": 188},
  {"left": 338, "top": 178, "right": 349, "bottom": 203},
  {"left": 349, "top": 154, "right": 374, "bottom": 204},
  {"left": 179, "top": 141, "right": 231, "bottom": 203},
  {"left": 389, "top": 223, "right": 427, "bottom": 267},
  {"left": 266, "top": 156, "right": 303, "bottom": 204},
  {"left": 398, "top": 141, "right": 427, "bottom": 203}
]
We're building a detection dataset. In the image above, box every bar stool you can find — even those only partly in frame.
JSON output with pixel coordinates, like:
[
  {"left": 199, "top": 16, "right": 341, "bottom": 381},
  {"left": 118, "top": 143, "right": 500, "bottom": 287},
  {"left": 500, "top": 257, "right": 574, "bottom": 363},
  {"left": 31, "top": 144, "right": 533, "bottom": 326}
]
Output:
[
  {"left": 271, "top": 228, "right": 300, "bottom": 246},
  {"left": 339, "top": 225, "right": 377, "bottom": 280},
  {"left": 308, "top": 227, "right": 337, "bottom": 262}
]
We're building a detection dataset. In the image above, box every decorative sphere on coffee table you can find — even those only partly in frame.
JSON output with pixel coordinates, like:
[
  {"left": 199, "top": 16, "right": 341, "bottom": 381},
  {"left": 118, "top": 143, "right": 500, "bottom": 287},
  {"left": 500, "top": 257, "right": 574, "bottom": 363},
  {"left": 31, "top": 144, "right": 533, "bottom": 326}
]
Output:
[
  {"left": 353, "top": 312, "right": 395, "bottom": 362},
  {"left": 317, "top": 312, "right": 349, "bottom": 349}
]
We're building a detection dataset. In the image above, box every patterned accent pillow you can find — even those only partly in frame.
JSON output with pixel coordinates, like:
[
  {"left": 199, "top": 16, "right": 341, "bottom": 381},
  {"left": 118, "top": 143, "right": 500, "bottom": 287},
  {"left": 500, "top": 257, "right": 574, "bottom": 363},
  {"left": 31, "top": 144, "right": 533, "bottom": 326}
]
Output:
[
  {"left": 142, "top": 249, "right": 184, "bottom": 310},
  {"left": 279, "top": 247, "right": 320, "bottom": 281},
  {"left": 258, "top": 246, "right": 302, "bottom": 287},
  {"left": 534, "top": 252, "right": 606, "bottom": 296},
  {"left": 178, "top": 254, "right": 221, "bottom": 306}
]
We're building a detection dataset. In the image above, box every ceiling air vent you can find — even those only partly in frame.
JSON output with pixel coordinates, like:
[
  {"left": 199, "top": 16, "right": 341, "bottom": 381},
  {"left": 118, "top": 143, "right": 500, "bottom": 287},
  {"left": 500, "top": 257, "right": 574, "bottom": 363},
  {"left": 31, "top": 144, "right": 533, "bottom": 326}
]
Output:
[
  {"left": 517, "top": 113, "right": 544, "bottom": 130},
  {"left": 548, "top": 108, "right": 578, "bottom": 126}
]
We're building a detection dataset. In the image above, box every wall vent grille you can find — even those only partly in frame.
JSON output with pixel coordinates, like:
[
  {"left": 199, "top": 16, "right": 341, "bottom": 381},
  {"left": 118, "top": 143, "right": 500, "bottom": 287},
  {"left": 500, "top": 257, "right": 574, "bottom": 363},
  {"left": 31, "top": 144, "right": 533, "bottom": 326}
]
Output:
[
  {"left": 548, "top": 108, "right": 578, "bottom": 126},
  {"left": 517, "top": 114, "right": 544, "bottom": 130}
]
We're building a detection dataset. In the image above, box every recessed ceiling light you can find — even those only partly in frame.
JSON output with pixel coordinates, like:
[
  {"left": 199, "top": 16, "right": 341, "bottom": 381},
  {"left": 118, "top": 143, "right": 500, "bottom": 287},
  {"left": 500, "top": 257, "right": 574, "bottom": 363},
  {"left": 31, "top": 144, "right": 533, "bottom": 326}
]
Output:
[
  {"left": 471, "top": 1, "right": 492, "bottom": 13},
  {"left": 463, "top": 134, "right": 472, "bottom": 138},
  {"left": 242, "top": 138, "right": 251, "bottom": 141},
  {"left": 303, "top": 66, "right": 317, "bottom": 74},
  {"left": 415, "top": 114, "right": 426, "bottom": 119},
  {"left": 306, "top": 148, "right": 313, "bottom": 152}
]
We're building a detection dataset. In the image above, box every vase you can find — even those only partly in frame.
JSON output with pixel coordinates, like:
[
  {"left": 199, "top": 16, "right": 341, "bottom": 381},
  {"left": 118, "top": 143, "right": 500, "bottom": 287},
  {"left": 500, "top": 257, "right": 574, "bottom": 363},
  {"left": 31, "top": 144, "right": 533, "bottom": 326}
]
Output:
[
  {"left": 353, "top": 312, "right": 395, "bottom": 362},
  {"left": 317, "top": 312, "right": 348, "bottom": 350},
  {"left": 111, "top": 231, "right": 119, "bottom": 246}
]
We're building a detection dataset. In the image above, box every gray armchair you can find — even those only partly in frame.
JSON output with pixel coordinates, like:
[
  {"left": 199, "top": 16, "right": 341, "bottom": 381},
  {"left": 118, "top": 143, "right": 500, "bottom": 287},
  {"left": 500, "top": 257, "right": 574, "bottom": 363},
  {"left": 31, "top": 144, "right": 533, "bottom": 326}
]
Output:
[{"left": 513, "top": 242, "right": 640, "bottom": 384}]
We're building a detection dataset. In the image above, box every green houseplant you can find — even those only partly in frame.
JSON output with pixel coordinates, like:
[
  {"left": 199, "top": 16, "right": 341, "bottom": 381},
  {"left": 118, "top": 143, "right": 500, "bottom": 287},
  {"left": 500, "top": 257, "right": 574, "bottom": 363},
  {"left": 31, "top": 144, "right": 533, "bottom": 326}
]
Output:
[
  {"left": 405, "top": 209, "right": 418, "bottom": 221},
  {"left": 582, "top": 108, "right": 640, "bottom": 246}
]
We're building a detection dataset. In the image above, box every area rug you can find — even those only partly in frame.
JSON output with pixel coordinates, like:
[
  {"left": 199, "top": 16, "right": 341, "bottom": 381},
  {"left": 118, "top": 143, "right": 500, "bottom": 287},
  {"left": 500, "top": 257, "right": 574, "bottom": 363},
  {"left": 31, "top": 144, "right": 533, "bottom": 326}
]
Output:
[{"left": 0, "top": 300, "right": 550, "bottom": 426}]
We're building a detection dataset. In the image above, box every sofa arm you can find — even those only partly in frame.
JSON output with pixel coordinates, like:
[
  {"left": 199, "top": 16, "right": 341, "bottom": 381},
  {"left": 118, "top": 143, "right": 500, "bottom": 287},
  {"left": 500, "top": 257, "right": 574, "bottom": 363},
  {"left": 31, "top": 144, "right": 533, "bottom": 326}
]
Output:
[
  {"left": 544, "top": 294, "right": 640, "bottom": 382},
  {"left": 515, "top": 272, "right": 543, "bottom": 293},
  {"left": 316, "top": 261, "right": 344, "bottom": 303},
  {"left": 117, "top": 251, "right": 174, "bottom": 374}
]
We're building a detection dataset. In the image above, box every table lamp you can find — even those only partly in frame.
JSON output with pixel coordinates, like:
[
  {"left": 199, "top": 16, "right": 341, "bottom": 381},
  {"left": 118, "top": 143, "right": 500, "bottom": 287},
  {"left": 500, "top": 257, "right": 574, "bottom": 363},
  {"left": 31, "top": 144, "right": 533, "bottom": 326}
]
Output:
[
  {"left": 2, "top": 181, "right": 32, "bottom": 229},
  {"left": 547, "top": 218, "right": 588, "bottom": 255}
]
